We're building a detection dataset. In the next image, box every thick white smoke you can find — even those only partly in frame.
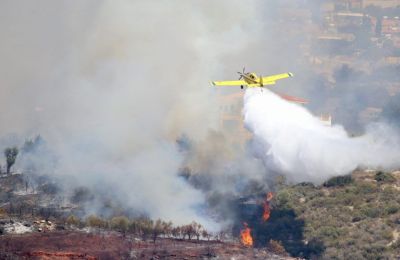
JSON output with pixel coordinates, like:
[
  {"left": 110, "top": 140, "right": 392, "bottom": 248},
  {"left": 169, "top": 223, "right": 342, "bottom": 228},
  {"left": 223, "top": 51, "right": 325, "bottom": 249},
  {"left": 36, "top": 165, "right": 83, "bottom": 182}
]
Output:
[
  {"left": 244, "top": 89, "right": 400, "bottom": 184},
  {"left": 0, "top": 0, "right": 265, "bottom": 230}
]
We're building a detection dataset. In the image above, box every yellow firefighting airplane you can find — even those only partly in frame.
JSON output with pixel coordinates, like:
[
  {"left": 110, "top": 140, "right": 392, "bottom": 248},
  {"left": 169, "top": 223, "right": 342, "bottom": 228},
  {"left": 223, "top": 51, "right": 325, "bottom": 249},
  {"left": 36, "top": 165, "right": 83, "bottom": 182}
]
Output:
[{"left": 212, "top": 68, "right": 308, "bottom": 104}]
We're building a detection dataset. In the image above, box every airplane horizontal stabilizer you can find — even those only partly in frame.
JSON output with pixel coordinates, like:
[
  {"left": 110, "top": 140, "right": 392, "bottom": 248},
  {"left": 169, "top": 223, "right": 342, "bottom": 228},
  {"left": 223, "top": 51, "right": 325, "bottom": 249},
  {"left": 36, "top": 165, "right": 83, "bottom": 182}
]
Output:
[{"left": 278, "top": 93, "right": 308, "bottom": 104}]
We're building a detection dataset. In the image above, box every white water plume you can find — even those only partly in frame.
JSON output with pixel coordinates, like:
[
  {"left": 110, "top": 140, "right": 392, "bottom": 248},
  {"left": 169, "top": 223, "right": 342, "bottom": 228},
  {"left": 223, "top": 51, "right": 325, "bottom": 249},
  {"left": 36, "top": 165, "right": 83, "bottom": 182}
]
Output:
[{"left": 244, "top": 89, "right": 400, "bottom": 184}]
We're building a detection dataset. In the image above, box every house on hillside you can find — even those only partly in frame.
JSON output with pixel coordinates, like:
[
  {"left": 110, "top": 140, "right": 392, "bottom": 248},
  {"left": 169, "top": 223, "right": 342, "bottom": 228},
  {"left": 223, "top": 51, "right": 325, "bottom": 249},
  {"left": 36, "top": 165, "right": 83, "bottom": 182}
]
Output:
[
  {"left": 362, "top": 0, "right": 400, "bottom": 8},
  {"left": 218, "top": 92, "right": 251, "bottom": 147}
]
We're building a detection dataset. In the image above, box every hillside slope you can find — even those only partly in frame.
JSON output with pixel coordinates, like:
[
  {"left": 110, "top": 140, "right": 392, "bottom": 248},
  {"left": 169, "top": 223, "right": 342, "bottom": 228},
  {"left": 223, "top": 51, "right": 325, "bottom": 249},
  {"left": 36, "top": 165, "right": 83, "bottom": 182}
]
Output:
[{"left": 273, "top": 170, "right": 400, "bottom": 259}]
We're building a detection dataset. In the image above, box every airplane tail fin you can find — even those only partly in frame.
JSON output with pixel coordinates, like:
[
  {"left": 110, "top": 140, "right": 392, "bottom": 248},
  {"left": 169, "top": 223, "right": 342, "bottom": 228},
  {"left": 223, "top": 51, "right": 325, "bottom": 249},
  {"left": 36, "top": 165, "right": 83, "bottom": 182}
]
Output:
[{"left": 278, "top": 93, "right": 308, "bottom": 104}]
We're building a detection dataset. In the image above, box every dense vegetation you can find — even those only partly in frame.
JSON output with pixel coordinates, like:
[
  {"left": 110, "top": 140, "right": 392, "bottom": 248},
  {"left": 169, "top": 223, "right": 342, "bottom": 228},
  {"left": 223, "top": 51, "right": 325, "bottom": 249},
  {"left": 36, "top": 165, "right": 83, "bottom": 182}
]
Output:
[{"left": 273, "top": 170, "right": 400, "bottom": 259}]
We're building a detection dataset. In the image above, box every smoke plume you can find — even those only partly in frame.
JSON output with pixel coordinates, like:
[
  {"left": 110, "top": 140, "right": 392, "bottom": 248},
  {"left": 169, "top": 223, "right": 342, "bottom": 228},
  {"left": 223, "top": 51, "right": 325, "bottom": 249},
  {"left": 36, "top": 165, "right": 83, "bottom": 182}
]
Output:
[{"left": 0, "top": 0, "right": 264, "bottom": 229}]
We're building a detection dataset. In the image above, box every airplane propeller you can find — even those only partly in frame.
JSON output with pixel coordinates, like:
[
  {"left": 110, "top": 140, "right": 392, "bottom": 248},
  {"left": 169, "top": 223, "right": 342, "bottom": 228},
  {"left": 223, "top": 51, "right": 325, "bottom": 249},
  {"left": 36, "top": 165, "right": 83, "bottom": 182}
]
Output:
[{"left": 237, "top": 67, "right": 246, "bottom": 80}]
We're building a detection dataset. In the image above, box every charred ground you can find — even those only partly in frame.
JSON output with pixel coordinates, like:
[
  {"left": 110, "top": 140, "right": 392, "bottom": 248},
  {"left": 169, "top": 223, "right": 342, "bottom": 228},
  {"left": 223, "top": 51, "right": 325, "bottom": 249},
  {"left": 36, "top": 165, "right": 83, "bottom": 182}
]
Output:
[
  {"left": 0, "top": 171, "right": 296, "bottom": 259},
  {"left": 0, "top": 231, "right": 294, "bottom": 260}
]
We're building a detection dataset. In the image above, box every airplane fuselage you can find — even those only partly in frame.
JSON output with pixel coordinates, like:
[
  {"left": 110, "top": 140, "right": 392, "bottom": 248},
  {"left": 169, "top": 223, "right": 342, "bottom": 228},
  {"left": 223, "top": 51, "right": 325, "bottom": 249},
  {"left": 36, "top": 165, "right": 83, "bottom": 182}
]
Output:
[{"left": 241, "top": 73, "right": 264, "bottom": 86}]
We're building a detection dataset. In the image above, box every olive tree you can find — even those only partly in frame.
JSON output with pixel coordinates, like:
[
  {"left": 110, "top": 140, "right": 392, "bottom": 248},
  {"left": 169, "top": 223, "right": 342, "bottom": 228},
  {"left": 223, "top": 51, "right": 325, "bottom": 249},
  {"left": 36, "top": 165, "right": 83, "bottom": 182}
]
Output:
[
  {"left": 4, "top": 147, "right": 19, "bottom": 174},
  {"left": 110, "top": 216, "right": 129, "bottom": 236}
]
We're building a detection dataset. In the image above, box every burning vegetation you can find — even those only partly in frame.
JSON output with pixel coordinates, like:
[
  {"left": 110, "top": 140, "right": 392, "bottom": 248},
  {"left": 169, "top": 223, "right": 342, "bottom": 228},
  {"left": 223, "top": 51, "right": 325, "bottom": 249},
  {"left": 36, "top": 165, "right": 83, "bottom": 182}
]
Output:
[
  {"left": 262, "top": 192, "right": 274, "bottom": 222},
  {"left": 239, "top": 192, "right": 274, "bottom": 247},
  {"left": 240, "top": 222, "right": 253, "bottom": 247}
]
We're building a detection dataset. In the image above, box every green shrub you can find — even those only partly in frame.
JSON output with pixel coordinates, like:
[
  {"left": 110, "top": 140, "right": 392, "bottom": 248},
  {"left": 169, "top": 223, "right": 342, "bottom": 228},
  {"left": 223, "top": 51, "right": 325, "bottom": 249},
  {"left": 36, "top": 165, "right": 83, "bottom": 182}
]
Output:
[
  {"left": 375, "top": 171, "right": 396, "bottom": 183},
  {"left": 384, "top": 204, "right": 399, "bottom": 215},
  {"left": 344, "top": 238, "right": 356, "bottom": 246},
  {"left": 362, "top": 244, "right": 386, "bottom": 259},
  {"left": 66, "top": 215, "right": 80, "bottom": 227},
  {"left": 390, "top": 238, "right": 400, "bottom": 249},
  {"left": 336, "top": 192, "right": 359, "bottom": 206},
  {"left": 275, "top": 190, "right": 291, "bottom": 208},
  {"left": 351, "top": 214, "right": 364, "bottom": 222},
  {"left": 381, "top": 186, "right": 398, "bottom": 200},
  {"left": 356, "top": 182, "right": 378, "bottom": 194},
  {"left": 86, "top": 215, "right": 107, "bottom": 228},
  {"left": 345, "top": 251, "right": 365, "bottom": 260},
  {"left": 110, "top": 216, "right": 129, "bottom": 233},
  {"left": 361, "top": 206, "right": 380, "bottom": 218},
  {"left": 319, "top": 226, "right": 341, "bottom": 239},
  {"left": 310, "top": 197, "right": 328, "bottom": 208},
  {"left": 294, "top": 182, "right": 315, "bottom": 188},
  {"left": 381, "top": 230, "right": 393, "bottom": 241},
  {"left": 323, "top": 175, "right": 353, "bottom": 187}
]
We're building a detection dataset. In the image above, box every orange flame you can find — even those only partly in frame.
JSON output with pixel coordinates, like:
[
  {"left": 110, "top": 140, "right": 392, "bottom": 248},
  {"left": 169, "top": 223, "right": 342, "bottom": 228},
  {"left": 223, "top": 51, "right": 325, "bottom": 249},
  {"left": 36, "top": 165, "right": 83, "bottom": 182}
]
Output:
[
  {"left": 240, "top": 222, "right": 253, "bottom": 247},
  {"left": 262, "top": 192, "right": 274, "bottom": 222}
]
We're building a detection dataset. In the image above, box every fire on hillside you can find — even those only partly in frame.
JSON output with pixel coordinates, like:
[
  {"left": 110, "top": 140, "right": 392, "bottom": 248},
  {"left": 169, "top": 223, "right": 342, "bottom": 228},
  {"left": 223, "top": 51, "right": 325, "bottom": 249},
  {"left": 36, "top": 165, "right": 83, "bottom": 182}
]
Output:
[
  {"left": 240, "top": 222, "right": 253, "bottom": 247},
  {"left": 262, "top": 192, "right": 274, "bottom": 222},
  {"left": 239, "top": 192, "right": 274, "bottom": 247}
]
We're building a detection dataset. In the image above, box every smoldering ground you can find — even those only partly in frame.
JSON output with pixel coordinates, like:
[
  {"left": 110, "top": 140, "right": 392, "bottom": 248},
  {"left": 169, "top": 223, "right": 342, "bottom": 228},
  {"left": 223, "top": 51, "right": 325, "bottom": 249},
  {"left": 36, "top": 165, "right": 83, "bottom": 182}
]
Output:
[{"left": 1, "top": 0, "right": 400, "bottom": 230}]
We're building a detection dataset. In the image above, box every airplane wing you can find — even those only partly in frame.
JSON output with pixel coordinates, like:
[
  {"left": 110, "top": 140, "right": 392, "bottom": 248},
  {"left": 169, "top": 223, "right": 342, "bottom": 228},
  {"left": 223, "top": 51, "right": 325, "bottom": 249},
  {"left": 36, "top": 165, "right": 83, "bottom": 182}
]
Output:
[
  {"left": 247, "top": 83, "right": 265, "bottom": 88},
  {"left": 212, "top": 80, "right": 247, "bottom": 86},
  {"left": 262, "top": 72, "right": 293, "bottom": 84},
  {"left": 278, "top": 93, "right": 308, "bottom": 104}
]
